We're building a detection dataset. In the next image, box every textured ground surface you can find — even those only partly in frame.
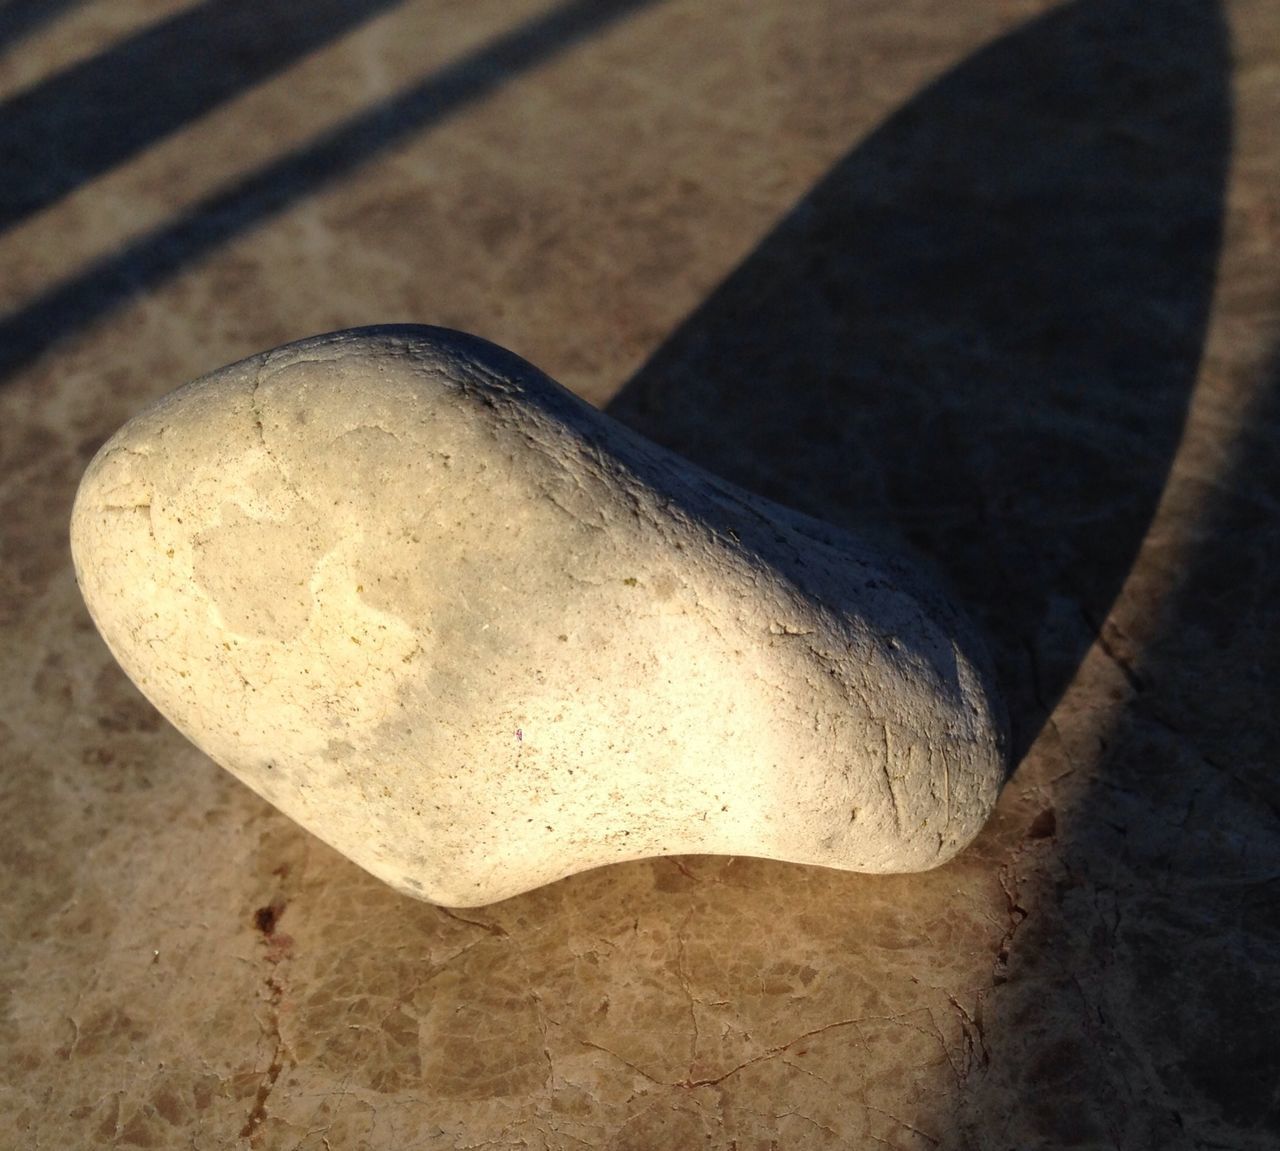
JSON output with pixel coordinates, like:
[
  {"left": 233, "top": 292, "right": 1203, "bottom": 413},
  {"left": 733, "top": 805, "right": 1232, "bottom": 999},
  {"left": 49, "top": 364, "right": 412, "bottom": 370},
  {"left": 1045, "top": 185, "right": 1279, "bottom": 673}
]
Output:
[{"left": 2, "top": 0, "right": 1279, "bottom": 1147}]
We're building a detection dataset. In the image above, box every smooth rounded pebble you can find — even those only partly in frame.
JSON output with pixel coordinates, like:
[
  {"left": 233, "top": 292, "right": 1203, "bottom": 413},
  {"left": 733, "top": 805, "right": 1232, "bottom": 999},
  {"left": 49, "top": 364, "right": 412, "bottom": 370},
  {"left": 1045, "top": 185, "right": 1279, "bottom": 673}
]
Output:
[{"left": 70, "top": 326, "right": 1007, "bottom": 907}]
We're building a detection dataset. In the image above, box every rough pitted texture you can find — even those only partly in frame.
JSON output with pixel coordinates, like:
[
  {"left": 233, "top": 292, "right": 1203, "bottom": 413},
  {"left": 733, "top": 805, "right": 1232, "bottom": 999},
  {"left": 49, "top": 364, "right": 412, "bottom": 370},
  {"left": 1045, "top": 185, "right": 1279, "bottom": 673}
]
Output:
[
  {"left": 4, "top": 0, "right": 1280, "bottom": 1147},
  {"left": 70, "top": 327, "right": 1005, "bottom": 905}
]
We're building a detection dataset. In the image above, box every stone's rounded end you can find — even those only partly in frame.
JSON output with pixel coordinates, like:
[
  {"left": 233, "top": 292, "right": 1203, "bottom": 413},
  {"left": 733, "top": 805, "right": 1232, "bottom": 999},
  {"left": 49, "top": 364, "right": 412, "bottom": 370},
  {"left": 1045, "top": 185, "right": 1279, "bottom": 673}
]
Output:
[{"left": 71, "top": 325, "right": 1006, "bottom": 907}]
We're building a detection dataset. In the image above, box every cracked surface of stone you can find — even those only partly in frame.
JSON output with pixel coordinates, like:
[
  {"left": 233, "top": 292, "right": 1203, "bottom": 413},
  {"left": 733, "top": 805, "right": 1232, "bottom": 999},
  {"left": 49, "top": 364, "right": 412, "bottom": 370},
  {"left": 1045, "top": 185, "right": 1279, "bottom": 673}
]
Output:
[
  {"left": 2, "top": 0, "right": 1279, "bottom": 1147},
  {"left": 70, "top": 326, "right": 1005, "bottom": 905}
]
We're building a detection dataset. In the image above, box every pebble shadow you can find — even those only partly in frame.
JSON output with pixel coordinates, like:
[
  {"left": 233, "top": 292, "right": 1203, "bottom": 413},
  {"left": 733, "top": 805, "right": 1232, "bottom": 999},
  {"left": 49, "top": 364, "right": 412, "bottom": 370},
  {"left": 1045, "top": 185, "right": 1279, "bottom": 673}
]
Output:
[{"left": 607, "top": 0, "right": 1230, "bottom": 768}]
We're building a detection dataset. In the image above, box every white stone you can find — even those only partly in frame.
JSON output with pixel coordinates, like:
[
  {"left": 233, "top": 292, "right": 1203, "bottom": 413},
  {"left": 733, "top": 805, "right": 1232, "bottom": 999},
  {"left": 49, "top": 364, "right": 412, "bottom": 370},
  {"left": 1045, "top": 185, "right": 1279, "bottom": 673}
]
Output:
[{"left": 70, "top": 326, "right": 1006, "bottom": 906}]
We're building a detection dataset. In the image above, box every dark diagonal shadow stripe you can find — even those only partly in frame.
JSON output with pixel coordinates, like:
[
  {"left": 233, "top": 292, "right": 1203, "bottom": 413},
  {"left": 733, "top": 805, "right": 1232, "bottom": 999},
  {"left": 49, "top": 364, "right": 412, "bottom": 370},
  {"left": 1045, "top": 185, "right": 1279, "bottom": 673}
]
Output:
[
  {"left": 0, "top": 0, "right": 83, "bottom": 54},
  {"left": 0, "top": 0, "right": 660, "bottom": 382},
  {"left": 0, "top": 0, "right": 409, "bottom": 232}
]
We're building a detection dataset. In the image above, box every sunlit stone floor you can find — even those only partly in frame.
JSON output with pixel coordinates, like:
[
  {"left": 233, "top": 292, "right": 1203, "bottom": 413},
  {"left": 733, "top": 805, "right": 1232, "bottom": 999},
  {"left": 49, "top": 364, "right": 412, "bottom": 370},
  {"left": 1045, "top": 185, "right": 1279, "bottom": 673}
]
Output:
[{"left": 2, "top": 1, "right": 1278, "bottom": 1147}]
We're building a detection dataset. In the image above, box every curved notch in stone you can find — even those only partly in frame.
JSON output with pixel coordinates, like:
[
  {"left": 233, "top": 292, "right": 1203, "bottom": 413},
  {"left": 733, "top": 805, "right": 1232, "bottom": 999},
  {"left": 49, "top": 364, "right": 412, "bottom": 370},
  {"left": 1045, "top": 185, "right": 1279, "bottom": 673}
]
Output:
[{"left": 70, "top": 326, "right": 1007, "bottom": 907}]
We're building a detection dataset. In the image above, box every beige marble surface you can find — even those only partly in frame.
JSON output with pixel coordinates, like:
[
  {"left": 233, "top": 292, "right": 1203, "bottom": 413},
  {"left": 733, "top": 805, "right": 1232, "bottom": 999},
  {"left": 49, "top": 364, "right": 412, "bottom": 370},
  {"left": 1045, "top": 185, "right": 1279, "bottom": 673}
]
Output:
[{"left": 2, "top": 0, "right": 1278, "bottom": 1147}]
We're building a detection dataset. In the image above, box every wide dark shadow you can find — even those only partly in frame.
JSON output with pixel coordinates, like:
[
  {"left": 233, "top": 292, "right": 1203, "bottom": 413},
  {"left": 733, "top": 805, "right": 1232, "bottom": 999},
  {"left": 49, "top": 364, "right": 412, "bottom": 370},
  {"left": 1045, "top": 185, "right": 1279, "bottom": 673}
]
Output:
[
  {"left": 1108, "top": 347, "right": 1280, "bottom": 1137},
  {"left": 945, "top": 366, "right": 1280, "bottom": 1141},
  {"left": 0, "top": 0, "right": 83, "bottom": 54},
  {"left": 608, "top": 0, "right": 1230, "bottom": 764},
  {"left": 0, "top": 0, "right": 409, "bottom": 233},
  {"left": 0, "top": 0, "right": 658, "bottom": 382}
]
